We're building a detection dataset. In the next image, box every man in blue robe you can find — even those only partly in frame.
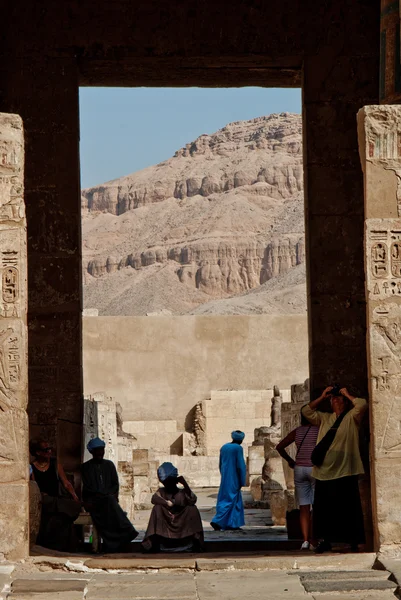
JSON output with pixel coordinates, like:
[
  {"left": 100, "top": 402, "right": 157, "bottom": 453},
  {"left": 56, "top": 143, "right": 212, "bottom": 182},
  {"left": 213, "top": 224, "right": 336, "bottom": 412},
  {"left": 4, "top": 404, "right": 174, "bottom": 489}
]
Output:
[{"left": 211, "top": 430, "right": 247, "bottom": 531}]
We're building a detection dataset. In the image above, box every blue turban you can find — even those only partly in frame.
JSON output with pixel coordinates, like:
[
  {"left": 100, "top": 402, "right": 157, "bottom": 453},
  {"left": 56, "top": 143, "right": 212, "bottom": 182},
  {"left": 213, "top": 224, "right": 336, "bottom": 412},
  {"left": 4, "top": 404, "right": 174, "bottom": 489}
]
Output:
[
  {"left": 87, "top": 437, "right": 106, "bottom": 452},
  {"left": 157, "top": 462, "right": 178, "bottom": 482},
  {"left": 231, "top": 430, "right": 245, "bottom": 442}
]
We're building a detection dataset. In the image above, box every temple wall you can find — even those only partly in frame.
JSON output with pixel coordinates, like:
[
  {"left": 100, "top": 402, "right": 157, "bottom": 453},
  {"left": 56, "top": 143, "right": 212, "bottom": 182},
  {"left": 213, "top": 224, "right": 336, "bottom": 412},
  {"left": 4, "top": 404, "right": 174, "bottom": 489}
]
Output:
[{"left": 83, "top": 315, "right": 309, "bottom": 430}]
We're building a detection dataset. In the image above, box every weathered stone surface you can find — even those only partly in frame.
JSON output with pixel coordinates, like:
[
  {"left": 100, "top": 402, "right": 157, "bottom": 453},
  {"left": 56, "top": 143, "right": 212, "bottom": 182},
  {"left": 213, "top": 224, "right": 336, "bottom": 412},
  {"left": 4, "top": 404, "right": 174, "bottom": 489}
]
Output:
[
  {"left": 0, "top": 483, "right": 28, "bottom": 560},
  {"left": 29, "top": 480, "right": 41, "bottom": 546},
  {"left": 84, "top": 557, "right": 196, "bottom": 570},
  {"left": 86, "top": 572, "right": 196, "bottom": 599},
  {"left": 83, "top": 315, "right": 308, "bottom": 427},
  {"left": 118, "top": 461, "right": 134, "bottom": 522},
  {"left": 359, "top": 105, "right": 401, "bottom": 551},
  {"left": 195, "top": 571, "right": 306, "bottom": 600},
  {"left": 0, "top": 114, "right": 28, "bottom": 560},
  {"left": 11, "top": 578, "right": 88, "bottom": 593}
]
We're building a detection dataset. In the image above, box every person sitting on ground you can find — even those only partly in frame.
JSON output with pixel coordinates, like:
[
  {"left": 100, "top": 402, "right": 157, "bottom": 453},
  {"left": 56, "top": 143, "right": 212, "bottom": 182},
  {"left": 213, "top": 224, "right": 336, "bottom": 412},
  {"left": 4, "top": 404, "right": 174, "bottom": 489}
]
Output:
[
  {"left": 30, "top": 438, "right": 81, "bottom": 551},
  {"left": 210, "top": 430, "right": 247, "bottom": 532},
  {"left": 81, "top": 437, "right": 138, "bottom": 553},
  {"left": 276, "top": 410, "right": 319, "bottom": 550},
  {"left": 302, "top": 386, "right": 367, "bottom": 554},
  {"left": 142, "top": 462, "right": 204, "bottom": 553}
]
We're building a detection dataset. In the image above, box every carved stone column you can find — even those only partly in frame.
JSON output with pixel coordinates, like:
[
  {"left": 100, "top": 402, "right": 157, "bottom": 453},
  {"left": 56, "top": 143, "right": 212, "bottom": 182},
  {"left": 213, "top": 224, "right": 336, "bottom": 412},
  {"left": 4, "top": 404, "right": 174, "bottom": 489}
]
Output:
[
  {"left": 358, "top": 105, "right": 401, "bottom": 551},
  {"left": 0, "top": 114, "right": 28, "bottom": 559}
]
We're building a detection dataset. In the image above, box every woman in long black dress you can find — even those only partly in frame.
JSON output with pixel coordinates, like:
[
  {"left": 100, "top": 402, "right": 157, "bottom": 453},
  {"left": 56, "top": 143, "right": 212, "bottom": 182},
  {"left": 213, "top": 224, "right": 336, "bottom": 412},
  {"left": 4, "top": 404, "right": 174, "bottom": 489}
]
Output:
[{"left": 30, "top": 439, "right": 81, "bottom": 551}]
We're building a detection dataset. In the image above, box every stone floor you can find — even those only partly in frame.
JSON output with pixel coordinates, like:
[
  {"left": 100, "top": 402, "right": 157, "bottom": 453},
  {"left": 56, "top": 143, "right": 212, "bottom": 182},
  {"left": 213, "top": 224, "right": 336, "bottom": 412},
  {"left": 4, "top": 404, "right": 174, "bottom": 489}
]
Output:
[
  {"left": 134, "top": 488, "right": 287, "bottom": 543},
  {"left": 1, "top": 553, "right": 398, "bottom": 600}
]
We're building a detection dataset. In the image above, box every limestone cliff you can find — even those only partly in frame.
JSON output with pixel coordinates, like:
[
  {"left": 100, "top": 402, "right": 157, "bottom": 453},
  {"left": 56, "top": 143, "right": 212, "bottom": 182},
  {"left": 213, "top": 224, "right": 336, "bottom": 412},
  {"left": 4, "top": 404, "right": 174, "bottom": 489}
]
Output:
[{"left": 82, "top": 113, "right": 306, "bottom": 315}]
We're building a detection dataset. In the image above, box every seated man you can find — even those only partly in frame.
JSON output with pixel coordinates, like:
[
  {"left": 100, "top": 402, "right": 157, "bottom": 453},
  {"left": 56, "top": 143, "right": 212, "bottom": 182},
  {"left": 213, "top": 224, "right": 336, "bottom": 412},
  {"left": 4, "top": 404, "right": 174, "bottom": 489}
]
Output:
[
  {"left": 142, "top": 462, "right": 204, "bottom": 552},
  {"left": 82, "top": 437, "right": 138, "bottom": 552}
]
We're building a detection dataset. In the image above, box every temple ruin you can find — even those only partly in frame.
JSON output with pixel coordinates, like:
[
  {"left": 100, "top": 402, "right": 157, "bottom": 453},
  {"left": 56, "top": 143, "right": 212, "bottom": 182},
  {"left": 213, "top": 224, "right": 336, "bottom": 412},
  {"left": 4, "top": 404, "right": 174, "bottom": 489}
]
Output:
[{"left": 3, "top": 0, "right": 401, "bottom": 559}]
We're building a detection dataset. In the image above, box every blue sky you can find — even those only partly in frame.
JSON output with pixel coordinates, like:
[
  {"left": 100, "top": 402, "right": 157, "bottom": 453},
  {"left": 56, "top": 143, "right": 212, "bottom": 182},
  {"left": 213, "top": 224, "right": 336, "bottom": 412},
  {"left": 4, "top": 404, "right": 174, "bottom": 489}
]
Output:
[{"left": 79, "top": 87, "right": 301, "bottom": 189}]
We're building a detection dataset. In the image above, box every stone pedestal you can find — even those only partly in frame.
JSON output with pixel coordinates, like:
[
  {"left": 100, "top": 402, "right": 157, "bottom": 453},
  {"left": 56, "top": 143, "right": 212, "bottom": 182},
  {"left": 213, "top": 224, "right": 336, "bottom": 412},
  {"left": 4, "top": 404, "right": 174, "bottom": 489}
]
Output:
[
  {"left": 0, "top": 114, "right": 28, "bottom": 559},
  {"left": 358, "top": 105, "right": 401, "bottom": 551}
]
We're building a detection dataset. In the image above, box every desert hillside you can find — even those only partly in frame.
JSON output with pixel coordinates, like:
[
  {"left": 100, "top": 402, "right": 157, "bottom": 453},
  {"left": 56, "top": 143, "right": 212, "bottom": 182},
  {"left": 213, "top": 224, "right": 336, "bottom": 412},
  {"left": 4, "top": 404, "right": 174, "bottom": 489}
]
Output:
[{"left": 82, "top": 113, "right": 306, "bottom": 315}]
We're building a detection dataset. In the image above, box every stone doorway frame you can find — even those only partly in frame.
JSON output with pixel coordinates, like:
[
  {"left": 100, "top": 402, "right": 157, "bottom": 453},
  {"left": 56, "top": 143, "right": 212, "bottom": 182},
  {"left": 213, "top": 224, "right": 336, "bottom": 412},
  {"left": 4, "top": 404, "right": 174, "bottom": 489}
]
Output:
[{"left": 0, "top": 44, "right": 379, "bottom": 557}]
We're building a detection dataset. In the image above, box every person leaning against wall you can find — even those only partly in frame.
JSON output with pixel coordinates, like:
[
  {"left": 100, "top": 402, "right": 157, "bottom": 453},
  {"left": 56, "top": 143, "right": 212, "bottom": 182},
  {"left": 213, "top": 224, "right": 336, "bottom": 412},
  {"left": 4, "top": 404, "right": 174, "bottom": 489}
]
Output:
[{"left": 302, "top": 386, "right": 367, "bottom": 554}]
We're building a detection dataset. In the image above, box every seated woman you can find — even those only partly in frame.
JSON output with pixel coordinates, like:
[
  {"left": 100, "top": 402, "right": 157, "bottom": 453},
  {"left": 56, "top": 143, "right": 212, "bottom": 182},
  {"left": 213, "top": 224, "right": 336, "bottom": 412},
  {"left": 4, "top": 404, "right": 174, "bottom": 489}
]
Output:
[
  {"left": 30, "top": 439, "right": 81, "bottom": 551},
  {"left": 142, "top": 462, "right": 204, "bottom": 553}
]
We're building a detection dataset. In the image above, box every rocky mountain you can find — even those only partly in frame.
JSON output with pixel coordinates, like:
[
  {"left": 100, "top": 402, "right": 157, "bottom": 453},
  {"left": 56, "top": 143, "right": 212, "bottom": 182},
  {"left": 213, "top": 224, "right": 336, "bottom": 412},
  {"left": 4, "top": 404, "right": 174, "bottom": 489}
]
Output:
[{"left": 82, "top": 113, "right": 306, "bottom": 315}]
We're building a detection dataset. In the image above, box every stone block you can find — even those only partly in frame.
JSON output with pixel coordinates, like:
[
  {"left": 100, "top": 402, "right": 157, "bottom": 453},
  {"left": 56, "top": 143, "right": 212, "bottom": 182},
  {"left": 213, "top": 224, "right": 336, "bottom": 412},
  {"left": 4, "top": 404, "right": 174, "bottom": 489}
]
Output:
[
  {"left": 248, "top": 445, "right": 265, "bottom": 476},
  {"left": 243, "top": 390, "right": 263, "bottom": 403},
  {"left": 124, "top": 421, "right": 145, "bottom": 434},
  {"left": 0, "top": 483, "right": 28, "bottom": 559},
  {"left": 133, "top": 462, "right": 149, "bottom": 476},
  {"left": 132, "top": 448, "right": 149, "bottom": 463},
  {"left": 133, "top": 475, "right": 151, "bottom": 506},
  {"left": 250, "top": 475, "right": 263, "bottom": 502},
  {"left": 254, "top": 402, "right": 271, "bottom": 419},
  {"left": 182, "top": 432, "right": 196, "bottom": 456}
]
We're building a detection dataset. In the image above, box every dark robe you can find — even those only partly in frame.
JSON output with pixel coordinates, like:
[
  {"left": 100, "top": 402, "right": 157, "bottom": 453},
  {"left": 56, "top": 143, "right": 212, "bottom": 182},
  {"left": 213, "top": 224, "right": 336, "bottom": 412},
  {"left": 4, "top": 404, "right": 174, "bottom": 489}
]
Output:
[
  {"left": 81, "top": 458, "right": 138, "bottom": 552},
  {"left": 142, "top": 487, "right": 204, "bottom": 552},
  {"left": 313, "top": 475, "right": 365, "bottom": 545},
  {"left": 31, "top": 458, "right": 80, "bottom": 552}
]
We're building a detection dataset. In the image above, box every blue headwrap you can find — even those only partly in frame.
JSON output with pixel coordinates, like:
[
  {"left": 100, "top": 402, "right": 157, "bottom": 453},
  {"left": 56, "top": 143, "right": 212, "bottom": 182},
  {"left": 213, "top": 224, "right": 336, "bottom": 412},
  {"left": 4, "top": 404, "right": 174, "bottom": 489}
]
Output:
[
  {"left": 87, "top": 437, "right": 106, "bottom": 452},
  {"left": 231, "top": 430, "right": 245, "bottom": 442},
  {"left": 157, "top": 461, "right": 178, "bottom": 482}
]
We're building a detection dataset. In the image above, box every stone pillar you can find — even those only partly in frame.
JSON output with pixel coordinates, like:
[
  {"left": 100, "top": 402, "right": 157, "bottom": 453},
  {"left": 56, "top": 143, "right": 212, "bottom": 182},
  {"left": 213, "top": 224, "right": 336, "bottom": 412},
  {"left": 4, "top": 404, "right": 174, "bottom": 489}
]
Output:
[
  {"left": 303, "top": 37, "right": 379, "bottom": 396},
  {"left": 359, "top": 105, "right": 401, "bottom": 551},
  {"left": 0, "top": 59, "right": 83, "bottom": 476},
  {"left": 0, "top": 114, "right": 28, "bottom": 559}
]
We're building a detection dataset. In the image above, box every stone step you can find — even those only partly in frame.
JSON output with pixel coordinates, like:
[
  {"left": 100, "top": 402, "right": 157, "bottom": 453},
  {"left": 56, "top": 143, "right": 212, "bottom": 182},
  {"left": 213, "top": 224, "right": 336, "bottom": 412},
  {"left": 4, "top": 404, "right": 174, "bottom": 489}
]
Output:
[
  {"left": 309, "top": 593, "right": 397, "bottom": 600},
  {"left": 10, "top": 578, "right": 88, "bottom": 595},
  {"left": 299, "top": 570, "right": 392, "bottom": 581},
  {"left": 8, "top": 593, "right": 84, "bottom": 600},
  {"left": 301, "top": 578, "right": 397, "bottom": 594}
]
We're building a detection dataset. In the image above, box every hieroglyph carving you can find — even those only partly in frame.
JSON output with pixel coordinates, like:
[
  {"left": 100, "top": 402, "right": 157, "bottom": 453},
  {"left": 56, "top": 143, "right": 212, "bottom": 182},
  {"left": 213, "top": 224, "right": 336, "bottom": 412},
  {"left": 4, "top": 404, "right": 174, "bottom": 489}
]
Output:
[
  {"left": 367, "top": 225, "right": 401, "bottom": 299},
  {"left": 366, "top": 219, "right": 401, "bottom": 455},
  {"left": 0, "top": 116, "right": 26, "bottom": 417}
]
